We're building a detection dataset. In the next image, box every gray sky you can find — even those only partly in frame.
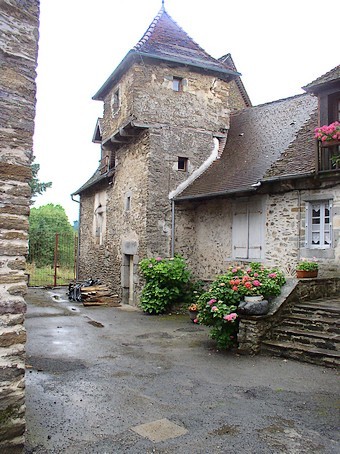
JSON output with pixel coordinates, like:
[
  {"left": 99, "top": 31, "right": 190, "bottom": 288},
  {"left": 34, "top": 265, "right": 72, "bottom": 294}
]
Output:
[{"left": 33, "top": 0, "right": 339, "bottom": 223}]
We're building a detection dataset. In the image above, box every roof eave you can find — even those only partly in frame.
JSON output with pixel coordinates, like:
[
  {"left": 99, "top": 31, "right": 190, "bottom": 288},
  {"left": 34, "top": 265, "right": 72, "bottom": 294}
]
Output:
[
  {"left": 137, "top": 51, "right": 241, "bottom": 79},
  {"left": 174, "top": 186, "right": 258, "bottom": 202},
  {"left": 92, "top": 51, "right": 136, "bottom": 101}
]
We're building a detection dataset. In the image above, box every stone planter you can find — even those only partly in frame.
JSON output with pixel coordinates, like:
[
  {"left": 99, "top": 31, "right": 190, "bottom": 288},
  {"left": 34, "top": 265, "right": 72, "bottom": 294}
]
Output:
[
  {"left": 238, "top": 298, "right": 269, "bottom": 316},
  {"left": 244, "top": 295, "right": 264, "bottom": 303},
  {"left": 296, "top": 270, "right": 318, "bottom": 279}
]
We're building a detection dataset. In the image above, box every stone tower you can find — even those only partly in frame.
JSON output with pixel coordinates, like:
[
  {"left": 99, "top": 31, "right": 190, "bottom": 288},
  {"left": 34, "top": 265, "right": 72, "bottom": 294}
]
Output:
[{"left": 74, "top": 6, "right": 247, "bottom": 304}]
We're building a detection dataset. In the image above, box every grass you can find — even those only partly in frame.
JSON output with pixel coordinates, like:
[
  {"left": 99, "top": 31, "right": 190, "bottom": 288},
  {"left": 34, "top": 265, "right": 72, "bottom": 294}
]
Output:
[{"left": 26, "top": 263, "right": 75, "bottom": 287}]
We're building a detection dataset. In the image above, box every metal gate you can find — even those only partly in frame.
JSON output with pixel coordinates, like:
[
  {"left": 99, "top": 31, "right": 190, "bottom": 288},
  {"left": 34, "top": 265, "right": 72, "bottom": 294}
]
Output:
[{"left": 27, "top": 232, "right": 78, "bottom": 287}]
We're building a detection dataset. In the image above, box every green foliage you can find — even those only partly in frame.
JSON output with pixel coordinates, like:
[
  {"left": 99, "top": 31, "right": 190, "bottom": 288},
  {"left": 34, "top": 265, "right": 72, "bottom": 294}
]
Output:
[
  {"left": 28, "top": 204, "right": 75, "bottom": 268},
  {"left": 296, "top": 258, "right": 318, "bottom": 271},
  {"left": 139, "top": 256, "right": 191, "bottom": 314},
  {"left": 197, "top": 278, "right": 240, "bottom": 349},
  {"left": 29, "top": 156, "right": 52, "bottom": 203}
]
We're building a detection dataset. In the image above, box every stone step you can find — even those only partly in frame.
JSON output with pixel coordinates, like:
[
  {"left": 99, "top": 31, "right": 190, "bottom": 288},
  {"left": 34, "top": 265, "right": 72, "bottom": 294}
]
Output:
[
  {"left": 273, "top": 326, "right": 339, "bottom": 351},
  {"left": 284, "top": 313, "right": 340, "bottom": 328},
  {"left": 261, "top": 339, "right": 340, "bottom": 367},
  {"left": 294, "top": 301, "right": 340, "bottom": 313},
  {"left": 280, "top": 318, "right": 340, "bottom": 334}
]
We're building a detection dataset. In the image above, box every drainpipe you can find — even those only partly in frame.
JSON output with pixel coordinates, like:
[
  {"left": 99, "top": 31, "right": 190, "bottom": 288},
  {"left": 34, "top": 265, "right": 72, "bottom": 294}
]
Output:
[
  {"left": 171, "top": 199, "right": 175, "bottom": 258},
  {"left": 71, "top": 194, "right": 81, "bottom": 281}
]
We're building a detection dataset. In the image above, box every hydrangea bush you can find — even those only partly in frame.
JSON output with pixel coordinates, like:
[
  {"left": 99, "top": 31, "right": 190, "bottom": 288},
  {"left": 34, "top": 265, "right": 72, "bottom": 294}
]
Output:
[
  {"left": 197, "top": 263, "right": 286, "bottom": 349},
  {"left": 314, "top": 121, "right": 340, "bottom": 142},
  {"left": 139, "top": 255, "right": 192, "bottom": 314}
]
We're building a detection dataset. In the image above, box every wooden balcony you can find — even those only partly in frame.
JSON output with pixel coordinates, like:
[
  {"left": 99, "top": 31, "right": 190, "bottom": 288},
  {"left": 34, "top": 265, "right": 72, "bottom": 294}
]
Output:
[{"left": 317, "top": 140, "right": 340, "bottom": 173}]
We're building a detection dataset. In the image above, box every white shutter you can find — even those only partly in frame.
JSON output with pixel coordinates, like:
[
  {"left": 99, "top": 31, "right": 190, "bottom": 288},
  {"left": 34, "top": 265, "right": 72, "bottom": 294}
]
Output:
[
  {"left": 248, "top": 201, "right": 263, "bottom": 259},
  {"left": 232, "top": 203, "right": 248, "bottom": 258}
]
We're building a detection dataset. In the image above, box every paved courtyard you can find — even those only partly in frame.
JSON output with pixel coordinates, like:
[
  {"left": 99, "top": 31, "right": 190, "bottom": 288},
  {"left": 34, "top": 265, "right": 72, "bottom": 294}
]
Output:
[{"left": 25, "top": 287, "right": 339, "bottom": 453}]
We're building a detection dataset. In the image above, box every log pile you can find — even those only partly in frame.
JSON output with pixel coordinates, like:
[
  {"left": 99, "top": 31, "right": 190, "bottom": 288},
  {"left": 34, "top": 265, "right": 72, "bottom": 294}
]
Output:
[{"left": 80, "top": 285, "right": 120, "bottom": 307}]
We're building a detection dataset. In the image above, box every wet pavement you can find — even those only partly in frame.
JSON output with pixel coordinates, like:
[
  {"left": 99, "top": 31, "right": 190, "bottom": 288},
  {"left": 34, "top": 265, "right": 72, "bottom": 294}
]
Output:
[{"left": 25, "top": 287, "right": 340, "bottom": 453}]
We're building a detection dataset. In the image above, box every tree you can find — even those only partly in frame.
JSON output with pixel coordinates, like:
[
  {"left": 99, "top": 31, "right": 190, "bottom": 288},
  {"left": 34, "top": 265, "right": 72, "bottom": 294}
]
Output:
[
  {"left": 28, "top": 204, "right": 75, "bottom": 267},
  {"left": 29, "top": 156, "right": 52, "bottom": 203}
]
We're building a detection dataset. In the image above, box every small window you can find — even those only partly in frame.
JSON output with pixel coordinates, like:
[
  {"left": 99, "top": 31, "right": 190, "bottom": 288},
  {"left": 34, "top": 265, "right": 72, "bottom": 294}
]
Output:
[
  {"left": 306, "top": 200, "right": 332, "bottom": 248},
  {"left": 177, "top": 157, "right": 188, "bottom": 171},
  {"left": 111, "top": 88, "right": 120, "bottom": 116},
  {"left": 172, "top": 77, "right": 183, "bottom": 92},
  {"left": 125, "top": 195, "right": 131, "bottom": 211}
]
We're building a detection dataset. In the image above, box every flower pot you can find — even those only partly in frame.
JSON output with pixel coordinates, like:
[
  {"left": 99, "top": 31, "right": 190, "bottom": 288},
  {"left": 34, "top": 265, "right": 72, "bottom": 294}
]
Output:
[
  {"left": 244, "top": 295, "right": 264, "bottom": 303},
  {"left": 188, "top": 310, "right": 198, "bottom": 322},
  {"left": 296, "top": 270, "right": 318, "bottom": 279}
]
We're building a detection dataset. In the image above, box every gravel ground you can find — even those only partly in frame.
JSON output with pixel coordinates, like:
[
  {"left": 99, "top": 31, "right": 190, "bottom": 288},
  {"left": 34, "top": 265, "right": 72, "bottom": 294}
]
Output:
[{"left": 24, "top": 287, "right": 340, "bottom": 453}]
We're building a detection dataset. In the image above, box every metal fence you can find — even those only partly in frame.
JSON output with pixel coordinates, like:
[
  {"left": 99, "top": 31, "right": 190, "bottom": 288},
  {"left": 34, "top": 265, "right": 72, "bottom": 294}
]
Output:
[{"left": 27, "top": 232, "right": 78, "bottom": 287}]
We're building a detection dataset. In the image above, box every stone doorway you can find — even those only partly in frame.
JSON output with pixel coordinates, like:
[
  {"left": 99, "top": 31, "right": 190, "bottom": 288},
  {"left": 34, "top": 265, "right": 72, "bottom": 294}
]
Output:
[{"left": 122, "top": 253, "right": 135, "bottom": 305}]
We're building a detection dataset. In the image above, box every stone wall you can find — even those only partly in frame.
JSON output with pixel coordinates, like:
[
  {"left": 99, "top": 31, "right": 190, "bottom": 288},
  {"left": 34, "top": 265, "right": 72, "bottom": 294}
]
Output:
[
  {"left": 175, "top": 186, "right": 340, "bottom": 280},
  {"left": 79, "top": 132, "right": 150, "bottom": 301},
  {"left": 79, "top": 61, "right": 232, "bottom": 303},
  {"left": 0, "top": 0, "right": 40, "bottom": 451},
  {"left": 102, "top": 61, "right": 231, "bottom": 139}
]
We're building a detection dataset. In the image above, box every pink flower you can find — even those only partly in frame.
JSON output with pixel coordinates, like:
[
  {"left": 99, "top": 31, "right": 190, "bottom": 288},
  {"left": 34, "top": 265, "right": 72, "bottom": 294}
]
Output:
[
  {"left": 253, "top": 280, "right": 261, "bottom": 287},
  {"left": 268, "top": 272, "right": 277, "bottom": 278},
  {"left": 232, "top": 268, "right": 238, "bottom": 273},
  {"left": 232, "top": 285, "right": 238, "bottom": 291},
  {"left": 208, "top": 299, "right": 216, "bottom": 305},
  {"left": 244, "top": 281, "right": 252, "bottom": 289},
  {"left": 155, "top": 257, "right": 162, "bottom": 261},
  {"left": 211, "top": 306, "right": 218, "bottom": 312},
  {"left": 223, "top": 313, "right": 237, "bottom": 321},
  {"left": 254, "top": 272, "right": 259, "bottom": 277},
  {"left": 193, "top": 318, "right": 198, "bottom": 324}
]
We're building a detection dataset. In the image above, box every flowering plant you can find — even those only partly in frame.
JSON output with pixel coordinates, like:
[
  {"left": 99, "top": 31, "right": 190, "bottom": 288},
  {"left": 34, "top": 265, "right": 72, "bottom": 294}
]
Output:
[
  {"left": 296, "top": 258, "right": 318, "bottom": 271},
  {"left": 314, "top": 121, "right": 340, "bottom": 142},
  {"left": 225, "top": 263, "right": 286, "bottom": 298},
  {"left": 195, "top": 263, "right": 285, "bottom": 350}
]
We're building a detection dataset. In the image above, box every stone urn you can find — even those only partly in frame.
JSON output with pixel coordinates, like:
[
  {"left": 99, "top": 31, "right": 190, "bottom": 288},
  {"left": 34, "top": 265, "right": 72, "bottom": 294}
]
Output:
[{"left": 238, "top": 297, "right": 269, "bottom": 316}]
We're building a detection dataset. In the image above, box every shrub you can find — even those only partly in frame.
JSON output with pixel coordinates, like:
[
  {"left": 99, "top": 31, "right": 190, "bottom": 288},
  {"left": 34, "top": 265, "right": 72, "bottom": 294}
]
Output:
[{"left": 139, "top": 256, "right": 191, "bottom": 314}]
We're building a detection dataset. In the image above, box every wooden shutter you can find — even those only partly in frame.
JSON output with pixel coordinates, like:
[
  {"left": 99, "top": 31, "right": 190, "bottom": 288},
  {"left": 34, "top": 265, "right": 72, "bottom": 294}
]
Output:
[
  {"left": 248, "top": 201, "right": 263, "bottom": 259},
  {"left": 233, "top": 202, "right": 248, "bottom": 258}
]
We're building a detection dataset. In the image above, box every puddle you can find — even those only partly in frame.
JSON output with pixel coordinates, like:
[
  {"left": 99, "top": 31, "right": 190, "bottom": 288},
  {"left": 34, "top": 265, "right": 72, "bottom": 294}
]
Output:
[{"left": 87, "top": 320, "right": 104, "bottom": 328}]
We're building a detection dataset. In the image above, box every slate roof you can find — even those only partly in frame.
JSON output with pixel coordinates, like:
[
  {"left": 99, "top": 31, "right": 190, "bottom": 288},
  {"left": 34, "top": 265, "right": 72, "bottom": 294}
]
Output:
[
  {"left": 175, "top": 93, "right": 318, "bottom": 201},
  {"left": 72, "top": 169, "right": 105, "bottom": 196},
  {"left": 303, "top": 65, "right": 340, "bottom": 93},
  {"left": 93, "top": 7, "right": 239, "bottom": 100}
]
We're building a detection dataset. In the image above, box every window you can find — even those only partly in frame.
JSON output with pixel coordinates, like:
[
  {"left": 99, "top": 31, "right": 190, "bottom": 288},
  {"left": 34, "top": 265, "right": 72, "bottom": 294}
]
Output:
[
  {"left": 125, "top": 196, "right": 131, "bottom": 211},
  {"left": 177, "top": 157, "right": 188, "bottom": 171},
  {"left": 111, "top": 88, "right": 120, "bottom": 116},
  {"left": 306, "top": 200, "right": 332, "bottom": 248},
  {"left": 232, "top": 199, "right": 264, "bottom": 259},
  {"left": 172, "top": 77, "right": 183, "bottom": 92}
]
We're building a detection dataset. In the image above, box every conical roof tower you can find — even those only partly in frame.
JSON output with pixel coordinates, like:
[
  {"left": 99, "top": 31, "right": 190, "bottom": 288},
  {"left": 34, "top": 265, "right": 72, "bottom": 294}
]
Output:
[{"left": 93, "top": 5, "right": 239, "bottom": 100}]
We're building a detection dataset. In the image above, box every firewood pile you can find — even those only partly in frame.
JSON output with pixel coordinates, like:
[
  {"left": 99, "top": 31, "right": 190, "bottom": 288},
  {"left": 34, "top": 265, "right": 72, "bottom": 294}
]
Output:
[{"left": 68, "top": 279, "right": 120, "bottom": 307}]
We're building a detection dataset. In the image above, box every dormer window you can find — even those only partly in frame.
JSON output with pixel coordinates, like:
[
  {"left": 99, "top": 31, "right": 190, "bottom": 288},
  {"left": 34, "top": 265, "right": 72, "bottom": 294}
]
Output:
[
  {"left": 111, "top": 88, "right": 120, "bottom": 116},
  {"left": 172, "top": 77, "right": 183, "bottom": 92}
]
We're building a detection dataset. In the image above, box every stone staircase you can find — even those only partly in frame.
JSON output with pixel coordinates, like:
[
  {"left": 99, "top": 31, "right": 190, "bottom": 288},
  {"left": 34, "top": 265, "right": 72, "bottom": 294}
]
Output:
[{"left": 261, "top": 296, "right": 340, "bottom": 368}]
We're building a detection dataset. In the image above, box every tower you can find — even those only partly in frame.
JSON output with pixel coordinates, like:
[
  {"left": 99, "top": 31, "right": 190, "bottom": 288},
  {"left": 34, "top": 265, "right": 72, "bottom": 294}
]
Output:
[{"left": 74, "top": 6, "right": 241, "bottom": 303}]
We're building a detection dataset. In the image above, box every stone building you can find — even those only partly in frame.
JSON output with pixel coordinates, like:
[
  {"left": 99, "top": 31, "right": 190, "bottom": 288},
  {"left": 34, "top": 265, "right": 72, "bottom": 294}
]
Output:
[
  {"left": 73, "top": 6, "right": 250, "bottom": 304},
  {"left": 0, "top": 0, "right": 40, "bottom": 451},
  {"left": 74, "top": 6, "right": 339, "bottom": 305}
]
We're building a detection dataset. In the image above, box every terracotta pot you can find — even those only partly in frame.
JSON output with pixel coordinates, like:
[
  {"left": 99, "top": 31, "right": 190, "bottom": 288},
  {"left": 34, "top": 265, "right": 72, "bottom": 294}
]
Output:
[
  {"left": 296, "top": 269, "right": 318, "bottom": 279},
  {"left": 188, "top": 310, "right": 198, "bottom": 322}
]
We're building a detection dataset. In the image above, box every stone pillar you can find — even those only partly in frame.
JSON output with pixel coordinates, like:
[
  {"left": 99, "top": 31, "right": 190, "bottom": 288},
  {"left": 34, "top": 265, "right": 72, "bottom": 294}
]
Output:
[{"left": 0, "top": 1, "right": 40, "bottom": 451}]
